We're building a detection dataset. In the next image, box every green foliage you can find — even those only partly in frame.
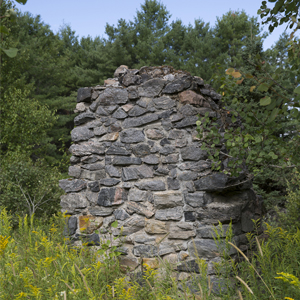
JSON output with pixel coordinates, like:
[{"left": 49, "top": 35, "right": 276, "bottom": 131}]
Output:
[{"left": 0, "top": 157, "right": 63, "bottom": 221}]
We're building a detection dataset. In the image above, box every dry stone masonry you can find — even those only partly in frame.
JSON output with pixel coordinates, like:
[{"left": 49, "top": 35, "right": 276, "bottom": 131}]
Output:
[{"left": 60, "top": 65, "right": 262, "bottom": 276}]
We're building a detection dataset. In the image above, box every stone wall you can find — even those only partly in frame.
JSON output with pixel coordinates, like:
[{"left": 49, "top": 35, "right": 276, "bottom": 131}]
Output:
[{"left": 59, "top": 65, "right": 261, "bottom": 275}]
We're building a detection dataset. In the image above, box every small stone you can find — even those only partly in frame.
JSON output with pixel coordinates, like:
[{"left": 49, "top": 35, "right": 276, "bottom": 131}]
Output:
[
  {"left": 145, "top": 219, "right": 167, "bottom": 234},
  {"left": 98, "top": 87, "right": 128, "bottom": 105},
  {"left": 128, "top": 189, "right": 151, "bottom": 202},
  {"left": 174, "top": 116, "right": 198, "bottom": 128},
  {"left": 64, "top": 216, "right": 77, "bottom": 236},
  {"left": 128, "top": 105, "right": 147, "bottom": 117},
  {"left": 185, "top": 181, "right": 195, "bottom": 193},
  {"left": 194, "top": 173, "right": 228, "bottom": 192},
  {"left": 77, "top": 87, "right": 92, "bottom": 103},
  {"left": 121, "top": 103, "right": 134, "bottom": 112},
  {"left": 94, "top": 126, "right": 108, "bottom": 136},
  {"left": 142, "top": 155, "right": 159, "bottom": 165},
  {"left": 89, "top": 206, "right": 114, "bottom": 217},
  {"left": 142, "top": 258, "right": 159, "bottom": 269},
  {"left": 114, "top": 65, "right": 128, "bottom": 77},
  {"left": 97, "top": 187, "right": 127, "bottom": 206},
  {"left": 59, "top": 179, "right": 86, "bottom": 193},
  {"left": 69, "top": 142, "right": 105, "bottom": 156},
  {"left": 74, "top": 112, "right": 95, "bottom": 125},
  {"left": 127, "top": 86, "right": 139, "bottom": 99},
  {"left": 167, "top": 178, "right": 180, "bottom": 190},
  {"left": 114, "top": 208, "right": 130, "bottom": 221},
  {"left": 75, "top": 102, "right": 86, "bottom": 112},
  {"left": 81, "top": 155, "right": 103, "bottom": 164},
  {"left": 168, "top": 129, "right": 185, "bottom": 140},
  {"left": 99, "top": 132, "right": 119, "bottom": 142},
  {"left": 68, "top": 166, "right": 81, "bottom": 178},
  {"left": 70, "top": 156, "right": 80, "bottom": 164},
  {"left": 181, "top": 146, "right": 207, "bottom": 161},
  {"left": 188, "top": 239, "right": 219, "bottom": 259},
  {"left": 96, "top": 106, "right": 109, "bottom": 116},
  {"left": 133, "top": 245, "right": 158, "bottom": 257},
  {"left": 79, "top": 215, "right": 103, "bottom": 234},
  {"left": 60, "top": 193, "right": 89, "bottom": 210},
  {"left": 135, "top": 180, "right": 166, "bottom": 191},
  {"left": 135, "top": 165, "right": 154, "bottom": 178},
  {"left": 160, "top": 138, "right": 171, "bottom": 146},
  {"left": 177, "top": 172, "right": 198, "bottom": 181},
  {"left": 105, "top": 165, "right": 121, "bottom": 178},
  {"left": 175, "top": 139, "right": 187, "bottom": 148},
  {"left": 158, "top": 243, "right": 175, "bottom": 256},
  {"left": 132, "top": 144, "right": 151, "bottom": 157},
  {"left": 81, "top": 163, "right": 105, "bottom": 171},
  {"left": 145, "top": 128, "right": 165, "bottom": 140},
  {"left": 120, "top": 129, "right": 145, "bottom": 143},
  {"left": 138, "top": 78, "right": 166, "bottom": 97},
  {"left": 162, "top": 76, "right": 192, "bottom": 94},
  {"left": 179, "top": 90, "right": 206, "bottom": 106},
  {"left": 125, "top": 201, "right": 155, "bottom": 218},
  {"left": 112, "top": 108, "right": 128, "bottom": 119},
  {"left": 184, "top": 212, "right": 196, "bottom": 222},
  {"left": 106, "top": 145, "right": 131, "bottom": 156},
  {"left": 88, "top": 181, "right": 100, "bottom": 192},
  {"left": 112, "top": 156, "right": 142, "bottom": 166},
  {"left": 122, "top": 73, "right": 141, "bottom": 86},
  {"left": 86, "top": 191, "right": 99, "bottom": 204},
  {"left": 71, "top": 127, "right": 94, "bottom": 142},
  {"left": 122, "top": 215, "right": 145, "bottom": 235},
  {"left": 80, "top": 169, "right": 106, "bottom": 181},
  {"left": 160, "top": 146, "right": 175, "bottom": 156},
  {"left": 122, "top": 114, "right": 159, "bottom": 128},
  {"left": 155, "top": 207, "right": 183, "bottom": 221},
  {"left": 154, "top": 191, "right": 183, "bottom": 208},
  {"left": 161, "top": 154, "right": 179, "bottom": 163},
  {"left": 122, "top": 167, "right": 139, "bottom": 181},
  {"left": 155, "top": 167, "right": 169, "bottom": 175},
  {"left": 184, "top": 192, "right": 206, "bottom": 207},
  {"left": 153, "top": 96, "right": 176, "bottom": 109},
  {"left": 99, "top": 178, "right": 120, "bottom": 186}
]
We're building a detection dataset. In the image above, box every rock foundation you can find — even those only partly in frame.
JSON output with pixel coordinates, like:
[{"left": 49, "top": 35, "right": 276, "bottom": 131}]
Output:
[{"left": 60, "top": 65, "right": 262, "bottom": 274}]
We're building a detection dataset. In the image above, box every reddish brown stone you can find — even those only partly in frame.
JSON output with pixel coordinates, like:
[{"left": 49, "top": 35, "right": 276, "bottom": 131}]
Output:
[
  {"left": 79, "top": 215, "right": 103, "bottom": 234},
  {"left": 179, "top": 90, "right": 206, "bottom": 106}
]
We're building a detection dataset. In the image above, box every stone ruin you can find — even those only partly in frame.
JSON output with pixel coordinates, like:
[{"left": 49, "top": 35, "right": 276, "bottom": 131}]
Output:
[{"left": 59, "top": 65, "right": 262, "bottom": 278}]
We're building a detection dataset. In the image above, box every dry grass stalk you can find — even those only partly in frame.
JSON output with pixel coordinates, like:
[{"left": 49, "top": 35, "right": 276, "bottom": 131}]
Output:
[
  {"left": 236, "top": 276, "right": 254, "bottom": 295},
  {"left": 255, "top": 236, "right": 263, "bottom": 257},
  {"left": 75, "top": 263, "right": 91, "bottom": 293}
]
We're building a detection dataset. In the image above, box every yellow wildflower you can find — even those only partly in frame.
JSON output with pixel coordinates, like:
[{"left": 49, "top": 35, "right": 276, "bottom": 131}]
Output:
[{"left": 0, "top": 235, "right": 10, "bottom": 256}]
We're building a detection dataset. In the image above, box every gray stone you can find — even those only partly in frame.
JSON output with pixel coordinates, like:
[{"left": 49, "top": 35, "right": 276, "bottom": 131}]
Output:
[
  {"left": 69, "top": 142, "right": 105, "bottom": 156},
  {"left": 122, "top": 167, "right": 139, "bottom": 181},
  {"left": 89, "top": 206, "right": 114, "bottom": 216},
  {"left": 125, "top": 201, "right": 155, "bottom": 218},
  {"left": 96, "top": 106, "right": 109, "bottom": 116},
  {"left": 171, "top": 113, "right": 184, "bottom": 123},
  {"left": 194, "top": 173, "right": 229, "bottom": 192},
  {"left": 136, "top": 97, "right": 152, "bottom": 108},
  {"left": 160, "top": 138, "right": 171, "bottom": 146},
  {"left": 168, "top": 129, "right": 185, "bottom": 140},
  {"left": 61, "top": 193, "right": 89, "bottom": 210},
  {"left": 86, "top": 191, "right": 98, "bottom": 204},
  {"left": 184, "top": 192, "right": 206, "bottom": 207},
  {"left": 74, "top": 112, "right": 95, "bottom": 125},
  {"left": 122, "top": 73, "right": 141, "bottom": 86},
  {"left": 138, "top": 78, "right": 166, "bottom": 97},
  {"left": 105, "top": 165, "right": 121, "bottom": 178},
  {"left": 161, "top": 120, "right": 173, "bottom": 130},
  {"left": 178, "top": 161, "right": 211, "bottom": 172},
  {"left": 132, "top": 144, "right": 151, "bottom": 157},
  {"left": 99, "top": 132, "right": 119, "bottom": 142},
  {"left": 181, "top": 146, "right": 207, "bottom": 161},
  {"left": 81, "top": 155, "right": 103, "bottom": 164},
  {"left": 64, "top": 216, "right": 77, "bottom": 235},
  {"left": 154, "top": 191, "right": 183, "bottom": 208},
  {"left": 185, "top": 181, "right": 195, "bottom": 193},
  {"left": 112, "top": 108, "right": 127, "bottom": 119},
  {"left": 77, "top": 87, "right": 92, "bottom": 103},
  {"left": 155, "top": 207, "right": 183, "bottom": 221},
  {"left": 112, "top": 156, "right": 142, "bottom": 166},
  {"left": 160, "top": 146, "right": 175, "bottom": 156},
  {"left": 167, "top": 178, "right": 180, "bottom": 190},
  {"left": 161, "top": 154, "right": 179, "bottom": 163},
  {"left": 133, "top": 245, "right": 158, "bottom": 257},
  {"left": 135, "top": 180, "right": 166, "bottom": 191},
  {"left": 162, "top": 76, "right": 192, "bottom": 94},
  {"left": 120, "top": 129, "right": 145, "bottom": 143},
  {"left": 177, "top": 172, "right": 198, "bottom": 181},
  {"left": 175, "top": 139, "right": 187, "bottom": 148},
  {"left": 80, "top": 169, "right": 106, "bottom": 181},
  {"left": 196, "top": 225, "right": 230, "bottom": 239},
  {"left": 71, "top": 127, "right": 94, "bottom": 142},
  {"left": 94, "top": 126, "right": 108, "bottom": 136},
  {"left": 142, "top": 155, "right": 159, "bottom": 165},
  {"left": 98, "top": 87, "right": 128, "bottom": 105},
  {"left": 97, "top": 187, "right": 127, "bottom": 206},
  {"left": 99, "top": 178, "right": 120, "bottom": 186},
  {"left": 114, "top": 65, "right": 128, "bottom": 78},
  {"left": 135, "top": 165, "right": 154, "bottom": 178},
  {"left": 127, "top": 86, "right": 139, "bottom": 99},
  {"left": 81, "top": 163, "right": 105, "bottom": 171},
  {"left": 174, "top": 116, "right": 198, "bottom": 128},
  {"left": 179, "top": 104, "right": 198, "bottom": 116},
  {"left": 122, "top": 215, "right": 145, "bottom": 235},
  {"left": 153, "top": 96, "right": 176, "bottom": 109},
  {"left": 89, "top": 99, "right": 100, "bottom": 112},
  {"left": 133, "top": 234, "right": 156, "bottom": 244},
  {"left": 68, "top": 166, "right": 81, "bottom": 178},
  {"left": 188, "top": 239, "right": 219, "bottom": 259},
  {"left": 128, "top": 105, "right": 147, "bottom": 117},
  {"left": 88, "top": 181, "right": 100, "bottom": 192},
  {"left": 70, "top": 156, "right": 81, "bottom": 164},
  {"left": 158, "top": 244, "right": 175, "bottom": 256},
  {"left": 122, "top": 114, "right": 159, "bottom": 128},
  {"left": 145, "top": 219, "right": 167, "bottom": 234},
  {"left": 155, "top": 167, "right": 169, "bottom": 175},
  {"left": 114, "top": 208, "right": 130, "bottom": 221},
  {"left": 145, "top": 128, "right": 165, "bottom": 140},
  {"left": 106, "top": 145, "right": 131, "bottom": 156},
  {"left": 128, "top": 189, "right": 151, "bottom": 202},
  {"left": 59, "top": 179, "right": 87, "bottom": 193}
]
